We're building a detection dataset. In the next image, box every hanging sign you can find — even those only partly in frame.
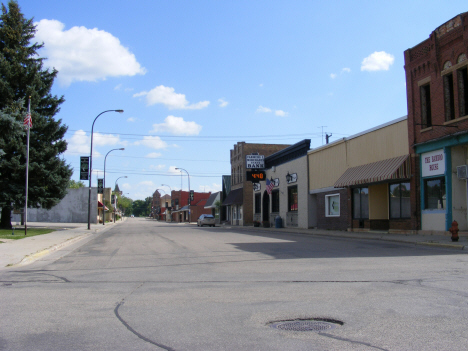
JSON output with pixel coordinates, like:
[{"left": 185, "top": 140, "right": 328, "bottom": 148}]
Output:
[{"left": 422, "top": 149, "right": 445, "bottom": 177}]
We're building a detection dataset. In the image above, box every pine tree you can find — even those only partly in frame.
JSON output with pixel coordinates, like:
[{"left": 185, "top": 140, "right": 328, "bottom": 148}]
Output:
[{"left": 0, "top": 1, "right": 72, "bottom": 229}]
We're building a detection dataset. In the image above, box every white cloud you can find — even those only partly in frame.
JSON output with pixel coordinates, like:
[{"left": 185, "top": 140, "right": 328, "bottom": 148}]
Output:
[
  {"left": 127, "top": 117, "right": 136, "bottom": 122},
  {"left": 151, "top": 115, "right": 202, "bottom": 135},
  {"left": 256, "top": 106, "right": 272, "bottom": 113},
  {"left": 330, "top": 68, "right": 351, "bottom": 79},
  {"left": 66, "top": 130, "right": 125, "bottom": 157},
  {"left": 93, "top": 132, "right": 126, "bottom": 147},
  {"left": 275, "top": 110, "right": 289, "bottom": 117},
  {"left": 199, "top": 183, "right": 222, "bottom": 193},
  {"left": 134, "top": 85, "right": 209, "bottom": 110},
  {"left": 146, "top": 152, "right": 162, "bottom": 158},
  {"left": 149, "top": 164, "right": 166, "bottom": 170},
  {"left": 168, "top": 166, "right": 182, "bottom": 175},
  {"left": 361, "top": 51, "right": 395, "bottom": 71},
  {"left": 35, "top": 19, "right": 146, "bottom": 86},
  {"left": 218, "top": 98, "right": 229, "bottom": 108},
  {"left": 134, "top": 136, "right": 168, "bottom": 149},
  {"left": 139, "top": 181, "right": 154, "bottom": 187}
]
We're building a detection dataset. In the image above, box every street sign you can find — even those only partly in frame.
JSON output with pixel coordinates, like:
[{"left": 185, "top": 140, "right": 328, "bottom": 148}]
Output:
[
  {"left": 80, "top": 156, "right": 89, "bottom": 180},
  {"left": 246, "top": 154, "right": 264, "bottom": 169},
  {"left": 246, "top": 171, "right": 265, "bottom": 182},
  {"left": 97, "top": 178, "right": 103, "bottom": 194}
]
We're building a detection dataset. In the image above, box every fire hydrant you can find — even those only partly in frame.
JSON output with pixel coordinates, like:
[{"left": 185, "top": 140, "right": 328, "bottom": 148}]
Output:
[{"left": 449, "top": 220, "right": 459, "bottom": 242}]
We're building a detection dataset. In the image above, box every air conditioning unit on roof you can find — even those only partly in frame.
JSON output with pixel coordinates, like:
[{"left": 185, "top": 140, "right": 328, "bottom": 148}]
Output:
[{"left": 457, "top": 165, "right": 468, "bottom": 179}]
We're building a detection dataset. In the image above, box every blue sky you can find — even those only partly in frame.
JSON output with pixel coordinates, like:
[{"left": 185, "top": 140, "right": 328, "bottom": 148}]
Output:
[{"left": 17, "top": 0, "right": 468, "bottom": 200}]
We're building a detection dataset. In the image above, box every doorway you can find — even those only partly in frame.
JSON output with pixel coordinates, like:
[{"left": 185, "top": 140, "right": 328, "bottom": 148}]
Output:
[{"left": 262, "top": 191, "right": 270, "bottom": 222}]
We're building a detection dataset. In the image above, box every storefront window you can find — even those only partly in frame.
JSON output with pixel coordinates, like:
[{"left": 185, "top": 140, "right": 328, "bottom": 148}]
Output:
[
  {"left": 288, "top": 186, "right": 298, "bottom": 211},
  {"left": 353, "top": 188, "right": 369, "bottom": 219},
  {"left": 326, "top": 194, "right": 340, "bottom": 217},
  {"left": 233, "top": 206, "right": 237, "bottom": 219},
  {"left": 389, "top": 182, "right": 411, "bottom": 218},
  {"left": 239, "top": 205, "right": 242, "bottom": 220},
  {"left": 424, "top": 177, "right": 446, "bottom": 209},
  {"left": 272, "top": 190, "right": 280, "bottom": 212}
]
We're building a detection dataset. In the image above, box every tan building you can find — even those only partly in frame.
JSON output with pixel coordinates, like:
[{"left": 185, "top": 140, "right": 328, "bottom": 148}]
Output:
[
  {"left": 223, "top": 142, "right": 290, "bottom": 225},
  {"left": 308, "top": 117, "right": 410, "bottom": 231}
]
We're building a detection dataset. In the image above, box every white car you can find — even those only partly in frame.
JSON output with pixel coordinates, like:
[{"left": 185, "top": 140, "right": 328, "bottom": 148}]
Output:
[{"left": 197, "top": 214, "right": 215, "bottom": 227}]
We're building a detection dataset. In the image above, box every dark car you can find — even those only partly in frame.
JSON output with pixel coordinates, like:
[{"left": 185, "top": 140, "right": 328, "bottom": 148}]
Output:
[{"left": 197, "top": 214, "right": 215, "bottom": 227}]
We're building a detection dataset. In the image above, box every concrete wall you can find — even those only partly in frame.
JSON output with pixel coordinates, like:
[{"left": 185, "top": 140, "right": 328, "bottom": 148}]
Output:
[{"left": 12, "top": 187, "right": 98, "bottom": 223}]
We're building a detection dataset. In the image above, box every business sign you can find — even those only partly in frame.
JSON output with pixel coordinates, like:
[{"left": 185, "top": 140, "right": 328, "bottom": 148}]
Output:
[
  {"left": 246, "top": 154, "right": 265, "bottom": 169},
  {"left": 97, "top": 178, "right": 103, "bottom": 194},
  {"left": 422, "top": 149, "right": 445, "bottom": 177},
  {"left": 253, "top": 183, "right": 261, "bottom": 192},
  {"left": 80, "top": 156, "right": 89, "bottom": 180},
  {"left": 246, "top": 170, "right": 265, "bottom": 182}
]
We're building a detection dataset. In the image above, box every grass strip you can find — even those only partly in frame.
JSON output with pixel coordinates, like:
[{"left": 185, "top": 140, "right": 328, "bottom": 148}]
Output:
[{"left": 0, "top": 228, "right": 56, "bottom": 241}]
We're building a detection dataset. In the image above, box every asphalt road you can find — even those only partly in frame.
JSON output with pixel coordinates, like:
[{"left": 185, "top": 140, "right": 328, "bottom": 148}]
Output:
[{"left": 1, "top": 217, "right": 467, "bottom": 350}]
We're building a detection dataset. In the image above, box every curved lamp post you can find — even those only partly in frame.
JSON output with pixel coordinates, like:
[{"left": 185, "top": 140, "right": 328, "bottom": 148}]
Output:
[
  {"left": 103, "top": 148, "right": 125, "bottom": 225},
  {"left": 114, "top": 176, "right": 127, "bottom": 222},
  {"left": 87, "top": 109, "right": 124, "bottom": 230},
  {"left": 175, "top": 167, "right": 190, "bottom": 223}
]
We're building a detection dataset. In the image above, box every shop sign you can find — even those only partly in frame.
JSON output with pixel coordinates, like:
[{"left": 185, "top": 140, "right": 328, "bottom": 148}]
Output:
[
  {"left": 422, "top": 149, "right": 445, "bottom": 177},
  {"left": 246, "top": 154, "right": 264, "bottom": 169},
  {"left": 253, "top": 183, "right": 261, "bottom": 192}
]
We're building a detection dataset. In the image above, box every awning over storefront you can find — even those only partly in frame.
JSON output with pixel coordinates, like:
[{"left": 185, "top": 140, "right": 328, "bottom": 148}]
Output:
[
  {"left": 334, "top": 154, "right": 410, "bottom": 188},
  {"left": 98, "top": 201, "right": 109, "bottom": 211},
  {"left": 222, "top": 188, "right": 243, "bottom": 206}
]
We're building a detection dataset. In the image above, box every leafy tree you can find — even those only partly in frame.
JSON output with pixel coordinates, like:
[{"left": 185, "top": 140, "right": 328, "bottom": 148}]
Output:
[
  {"left": 68, "top": 180, "right": 85, "bottom": 188},
  {"left": 116, "top": 194, "right": 132, "bottom": 216},
  {"left": 0, "top": 1, "right": 71, "bottom": 229}
]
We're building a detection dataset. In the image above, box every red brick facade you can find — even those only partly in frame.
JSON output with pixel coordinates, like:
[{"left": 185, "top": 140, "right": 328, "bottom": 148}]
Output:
[{"left": 404, "top": 12, "right": 468, "bottom": 230}]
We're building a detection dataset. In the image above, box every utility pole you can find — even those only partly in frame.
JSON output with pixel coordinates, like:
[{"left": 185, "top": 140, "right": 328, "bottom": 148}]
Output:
[{"left": 318, "top": 126, "right": 327, "bottom": 145}]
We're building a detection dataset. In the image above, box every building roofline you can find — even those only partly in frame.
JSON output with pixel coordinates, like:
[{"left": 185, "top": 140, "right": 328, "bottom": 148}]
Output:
[{"left": 308, "top": 116, "right": 407, "bottom": 155}]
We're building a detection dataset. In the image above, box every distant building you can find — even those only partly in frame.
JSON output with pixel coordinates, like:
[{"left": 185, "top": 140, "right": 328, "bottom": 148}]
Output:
[{"left": 223, "top": 142, "right": 290, "bottom": 226}]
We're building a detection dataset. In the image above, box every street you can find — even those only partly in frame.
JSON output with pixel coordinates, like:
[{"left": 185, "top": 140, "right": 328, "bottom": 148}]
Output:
[{"left": 1, "top": 218, "right": 468, "bottom": 350}]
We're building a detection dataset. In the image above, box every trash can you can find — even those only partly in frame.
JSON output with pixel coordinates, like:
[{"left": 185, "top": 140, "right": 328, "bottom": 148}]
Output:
[{"left": 275, "top": 216, "right": 282, "bottom": 228}]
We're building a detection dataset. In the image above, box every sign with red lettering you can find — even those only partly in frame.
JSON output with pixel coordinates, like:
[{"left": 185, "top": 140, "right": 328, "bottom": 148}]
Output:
[{"left": 422, "top": 149, "right": 445, "bottom": 177}]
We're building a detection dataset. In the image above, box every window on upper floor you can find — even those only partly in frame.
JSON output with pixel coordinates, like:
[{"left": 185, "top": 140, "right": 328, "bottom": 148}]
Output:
[
  {"left": 420, "top": 84, "right": 432, "bottom": 128},
  {"left": 443, "top": 72, "right": 455, "bottom": 121},
  {"left": 458, "top": 66, "right": 468, "bottom": 118}
]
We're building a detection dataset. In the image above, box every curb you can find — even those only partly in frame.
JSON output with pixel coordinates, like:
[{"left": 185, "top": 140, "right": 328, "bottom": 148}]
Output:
[{"left": 15, "top": 233, "right": 91, "bottom": 267}]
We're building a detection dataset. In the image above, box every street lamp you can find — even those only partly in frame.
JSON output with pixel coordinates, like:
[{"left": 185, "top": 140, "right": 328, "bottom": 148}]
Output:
[
  {"left": 103, "top": 148, "right": 125, "bottom": 225},
  {"left": 114, "top": 176, "right": 127, "bottom": 223},
  {"left": 175, "top": 167, "right": 190, "bottom": 223},
  {"left": 87, "top": 109, "right": 124, "bottom": 230}
]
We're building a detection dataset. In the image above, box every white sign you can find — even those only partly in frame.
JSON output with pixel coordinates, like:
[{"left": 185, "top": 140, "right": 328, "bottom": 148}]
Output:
[
  {"left": 246, "top": 154, "right": 265, "bottom": 169},
  {"left": 253, "top": 183, "right": 261, "bottom": 192},
  {"left": 422, "top": 149, "right": 445, "bottom": 177}
]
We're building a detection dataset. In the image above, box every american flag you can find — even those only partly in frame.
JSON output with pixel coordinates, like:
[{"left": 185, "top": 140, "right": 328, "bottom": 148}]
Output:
[
  {"left": 266, "top": 178, "right": 275, "bottom": 194},
  {"left": 23, "top": 113, "right": 32, "bottom": 128}
]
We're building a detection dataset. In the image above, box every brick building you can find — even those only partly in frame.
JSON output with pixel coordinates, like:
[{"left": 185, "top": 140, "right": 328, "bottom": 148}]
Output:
[
  {"left": 404, "top": 12, "right": 468, "bottom": 231},
  {"left": 170, "top": 190, "right": 211, "bottom": 223},
  {"left": 223, "top": 142, "right": 290, "bottom": 226}
]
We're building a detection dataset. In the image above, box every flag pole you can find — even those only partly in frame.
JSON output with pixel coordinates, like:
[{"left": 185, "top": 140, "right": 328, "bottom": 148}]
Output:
[{"left": 24, "top": 97, "right": 31, "bottom": 236}]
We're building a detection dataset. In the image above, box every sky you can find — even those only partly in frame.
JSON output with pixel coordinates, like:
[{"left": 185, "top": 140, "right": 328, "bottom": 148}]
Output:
[{"left": 14, "top": 0, "right": 468, "bottom": 200}]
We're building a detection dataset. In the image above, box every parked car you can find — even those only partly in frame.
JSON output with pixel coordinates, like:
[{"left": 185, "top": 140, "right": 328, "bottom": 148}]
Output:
[{"left": 197, "top": 214, "right": 215, "bottom": 227}]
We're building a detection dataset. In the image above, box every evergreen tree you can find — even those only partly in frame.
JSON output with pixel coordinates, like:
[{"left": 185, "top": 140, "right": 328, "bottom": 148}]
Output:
[{"left": 0, "top": 1, "right": 72, "bottom": 229}]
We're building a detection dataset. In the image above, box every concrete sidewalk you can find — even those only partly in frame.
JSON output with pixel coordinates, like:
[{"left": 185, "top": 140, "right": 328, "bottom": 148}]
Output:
[
  {"left": 220, "top": 225, "right": 468, "bottom": 251},
  {"left": 0, "top": 219, "right": 126, "bottom": 269}
]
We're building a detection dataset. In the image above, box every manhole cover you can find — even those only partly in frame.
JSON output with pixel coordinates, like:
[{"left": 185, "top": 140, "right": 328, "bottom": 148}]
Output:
[{"left": 269, "top": 319, "right": 341, "bottom": 332}]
